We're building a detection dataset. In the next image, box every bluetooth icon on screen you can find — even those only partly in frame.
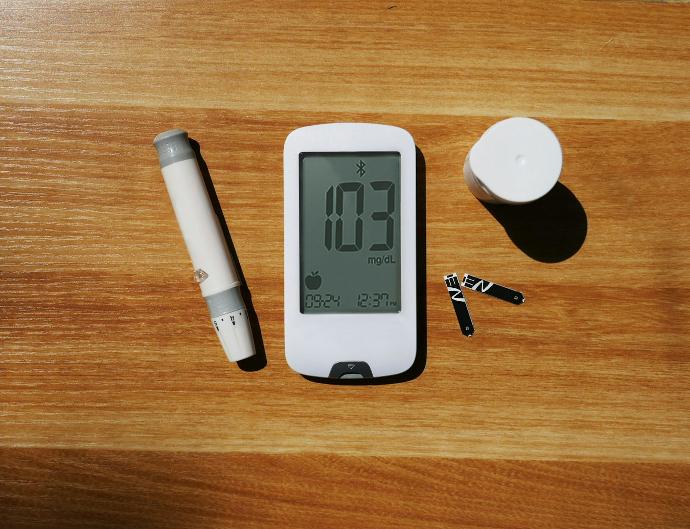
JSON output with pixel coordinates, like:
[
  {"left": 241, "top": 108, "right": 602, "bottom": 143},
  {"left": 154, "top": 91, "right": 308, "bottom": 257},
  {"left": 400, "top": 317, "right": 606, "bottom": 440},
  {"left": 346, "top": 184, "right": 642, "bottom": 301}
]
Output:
[{"left": 355, "top": 160, "right": 366, "bottom": 177}]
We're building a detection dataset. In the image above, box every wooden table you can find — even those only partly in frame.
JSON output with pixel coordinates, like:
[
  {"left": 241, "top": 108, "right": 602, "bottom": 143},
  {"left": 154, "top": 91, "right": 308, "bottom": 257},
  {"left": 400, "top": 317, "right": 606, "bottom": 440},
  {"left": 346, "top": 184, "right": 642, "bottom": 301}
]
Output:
[{"left": 1, "top": 1, "right": 689, "bottom": 527}]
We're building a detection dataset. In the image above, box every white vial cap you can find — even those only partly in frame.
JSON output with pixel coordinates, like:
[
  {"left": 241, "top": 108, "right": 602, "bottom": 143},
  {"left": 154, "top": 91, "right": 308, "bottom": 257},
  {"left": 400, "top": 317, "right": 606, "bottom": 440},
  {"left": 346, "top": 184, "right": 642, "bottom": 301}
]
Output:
[{"left": 464, "top": 117, "right": 562, "bottom": 204}]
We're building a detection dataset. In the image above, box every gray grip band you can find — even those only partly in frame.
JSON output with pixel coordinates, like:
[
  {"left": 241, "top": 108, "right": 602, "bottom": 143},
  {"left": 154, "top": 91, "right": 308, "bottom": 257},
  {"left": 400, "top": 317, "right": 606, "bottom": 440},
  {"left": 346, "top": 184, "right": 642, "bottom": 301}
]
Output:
[
  {"left": 205, "top": 287, "right": 246, "bottom": 318},
  {"left": 153, "top": 128, "right": 196, "bottom": 168}
]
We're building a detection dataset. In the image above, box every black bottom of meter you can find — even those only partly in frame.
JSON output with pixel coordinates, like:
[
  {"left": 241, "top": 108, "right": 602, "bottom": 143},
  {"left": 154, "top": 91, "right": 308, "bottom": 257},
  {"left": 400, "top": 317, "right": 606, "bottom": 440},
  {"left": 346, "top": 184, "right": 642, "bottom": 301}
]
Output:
[{"left": 329, "top": 361, "right": 374, "bottom": 379}]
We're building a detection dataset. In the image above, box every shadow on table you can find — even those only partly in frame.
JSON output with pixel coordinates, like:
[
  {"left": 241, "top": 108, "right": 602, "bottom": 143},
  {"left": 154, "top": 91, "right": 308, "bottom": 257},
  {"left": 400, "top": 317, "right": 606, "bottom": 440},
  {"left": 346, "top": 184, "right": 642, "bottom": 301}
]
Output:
[
  {"left": 189, "top": 139, "right": 267, "bottom": 372},
  {"left": 304, "top": 146, "right": 428, "bottom": 386},
  {"left": 481, "top": 182, "right": 587, "bottom": 263}
]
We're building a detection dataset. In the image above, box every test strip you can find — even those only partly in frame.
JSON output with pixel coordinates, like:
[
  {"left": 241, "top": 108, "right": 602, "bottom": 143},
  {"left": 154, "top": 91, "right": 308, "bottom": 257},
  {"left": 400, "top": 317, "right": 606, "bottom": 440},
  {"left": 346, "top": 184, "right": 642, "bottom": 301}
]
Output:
[
  {"left": 444, "top": 273, "right": 474, "bottom": 337},
  {"left": 461, "top": 274, "right": 525, "bottom": 305}
]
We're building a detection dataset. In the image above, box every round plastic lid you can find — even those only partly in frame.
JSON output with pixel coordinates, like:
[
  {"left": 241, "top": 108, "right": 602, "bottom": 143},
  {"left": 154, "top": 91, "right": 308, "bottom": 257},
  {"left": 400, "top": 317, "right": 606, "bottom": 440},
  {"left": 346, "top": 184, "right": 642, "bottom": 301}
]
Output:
[{"left": 468, "top": 117, "right": 562, "bottom": 204}]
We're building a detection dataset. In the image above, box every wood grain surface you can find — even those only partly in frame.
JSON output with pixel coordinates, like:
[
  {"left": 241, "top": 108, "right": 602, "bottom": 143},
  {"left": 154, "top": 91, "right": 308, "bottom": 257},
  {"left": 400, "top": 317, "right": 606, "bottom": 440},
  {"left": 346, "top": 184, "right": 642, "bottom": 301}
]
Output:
[
  {"left": 1, "top": 1, "right": 689, "bottom": 527},
  {"left": 2, "top": 450, "right": 689, "bottom": 529}
]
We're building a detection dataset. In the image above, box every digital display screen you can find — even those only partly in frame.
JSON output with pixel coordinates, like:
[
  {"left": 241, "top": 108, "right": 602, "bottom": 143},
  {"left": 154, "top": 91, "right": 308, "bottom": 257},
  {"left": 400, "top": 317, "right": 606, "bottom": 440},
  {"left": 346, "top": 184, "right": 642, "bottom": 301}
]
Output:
[{"left": 300, "top": 152, "right": 401, "bottom": 313}]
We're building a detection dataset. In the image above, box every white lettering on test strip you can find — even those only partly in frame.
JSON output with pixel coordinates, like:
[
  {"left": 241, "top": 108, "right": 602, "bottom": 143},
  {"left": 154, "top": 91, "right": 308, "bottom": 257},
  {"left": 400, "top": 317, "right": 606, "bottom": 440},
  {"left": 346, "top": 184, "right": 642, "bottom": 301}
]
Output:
[
  {"left": 447, "top": 287, "right": 467, "bottom": 303},
  {"left": 473, "top": 281, "right": 493, "bottom": 292},
  {"left": 444, "top": 274, "right": 467, "bottom": 303},
  {"left": 463, "top": 275, "right": 493, "bottom": 293}
]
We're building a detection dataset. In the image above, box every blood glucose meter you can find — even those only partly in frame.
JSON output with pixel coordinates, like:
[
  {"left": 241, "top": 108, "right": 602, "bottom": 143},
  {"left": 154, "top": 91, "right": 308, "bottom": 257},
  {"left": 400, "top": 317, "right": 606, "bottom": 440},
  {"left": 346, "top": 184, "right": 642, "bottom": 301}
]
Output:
[{"left": 284, "top": 123, "right": 417, "bottom": 379}]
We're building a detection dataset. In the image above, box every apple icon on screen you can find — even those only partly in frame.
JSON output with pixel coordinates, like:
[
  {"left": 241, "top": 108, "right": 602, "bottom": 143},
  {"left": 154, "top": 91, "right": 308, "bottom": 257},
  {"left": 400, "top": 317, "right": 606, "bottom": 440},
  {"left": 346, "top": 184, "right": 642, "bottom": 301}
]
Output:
[{"left": 305, "top": 271, "right": 321, "bottom": 290}]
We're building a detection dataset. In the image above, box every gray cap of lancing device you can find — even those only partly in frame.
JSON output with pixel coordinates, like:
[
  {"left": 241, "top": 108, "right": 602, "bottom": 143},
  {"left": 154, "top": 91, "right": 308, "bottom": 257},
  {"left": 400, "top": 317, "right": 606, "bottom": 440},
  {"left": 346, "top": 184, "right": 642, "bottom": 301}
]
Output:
[{"left": 153, "top": 128, "right": 196, "bottom": 169}]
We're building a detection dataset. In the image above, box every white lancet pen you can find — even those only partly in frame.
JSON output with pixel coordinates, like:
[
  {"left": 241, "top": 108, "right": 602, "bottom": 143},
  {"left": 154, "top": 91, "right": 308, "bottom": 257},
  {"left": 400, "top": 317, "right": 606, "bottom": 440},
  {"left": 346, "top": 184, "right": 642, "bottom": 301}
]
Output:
[{"left": 154, "top": 129, "right": 256, "bottom": 362}]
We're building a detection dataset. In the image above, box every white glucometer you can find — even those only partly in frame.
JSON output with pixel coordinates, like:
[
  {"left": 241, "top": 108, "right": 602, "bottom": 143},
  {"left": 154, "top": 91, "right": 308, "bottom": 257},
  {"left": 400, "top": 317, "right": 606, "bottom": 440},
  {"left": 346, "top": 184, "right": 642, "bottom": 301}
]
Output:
[{"left": 284, "top": 123, "right": 417, "bottom": 379}]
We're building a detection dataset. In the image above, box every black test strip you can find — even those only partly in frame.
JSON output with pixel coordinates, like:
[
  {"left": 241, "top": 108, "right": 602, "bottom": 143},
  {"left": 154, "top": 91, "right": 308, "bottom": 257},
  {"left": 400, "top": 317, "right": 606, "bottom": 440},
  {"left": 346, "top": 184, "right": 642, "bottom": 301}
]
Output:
[
  {"left": 444, "top": 273, "right": 474, "bottom": 337},
  {"left": 462, "top": 274, "right": 525, "bottom": 305}
]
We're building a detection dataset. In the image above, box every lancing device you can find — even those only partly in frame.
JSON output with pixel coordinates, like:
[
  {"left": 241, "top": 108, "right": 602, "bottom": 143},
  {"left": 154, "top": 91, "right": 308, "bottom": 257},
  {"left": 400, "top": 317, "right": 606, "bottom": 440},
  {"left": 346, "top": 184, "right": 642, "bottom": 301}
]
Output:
[{"left": 153, "top": 129, "right": 256, "bottom": 362}]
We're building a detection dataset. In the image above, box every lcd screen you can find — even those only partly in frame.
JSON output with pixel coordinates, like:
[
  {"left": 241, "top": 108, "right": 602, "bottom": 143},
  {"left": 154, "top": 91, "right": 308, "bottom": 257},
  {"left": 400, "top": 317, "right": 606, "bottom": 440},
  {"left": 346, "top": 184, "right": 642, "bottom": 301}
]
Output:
[{"left": 299, "top": 152, "right": 401, "bottom": 313}]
